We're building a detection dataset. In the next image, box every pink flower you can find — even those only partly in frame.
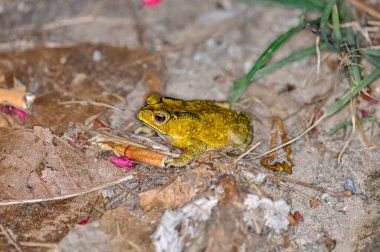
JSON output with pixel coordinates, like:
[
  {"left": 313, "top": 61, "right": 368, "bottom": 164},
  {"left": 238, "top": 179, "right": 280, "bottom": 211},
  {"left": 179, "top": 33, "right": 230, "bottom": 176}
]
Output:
[
  {"left": 141, "top": 0, "right": 160, "bottom": 8},
  {"left": 110, "top": 156, "right": 134, "bottom": 169}
]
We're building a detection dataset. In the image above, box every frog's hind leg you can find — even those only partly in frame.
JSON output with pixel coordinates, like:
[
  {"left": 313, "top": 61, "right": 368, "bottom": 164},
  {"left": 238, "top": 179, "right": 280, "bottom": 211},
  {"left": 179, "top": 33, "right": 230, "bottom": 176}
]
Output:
[
  {"left": 164, "top": 139, "right": 207, "bottom": 168},
  {"left": 228, "top": 113, "right": 252, "bottom": 152}
]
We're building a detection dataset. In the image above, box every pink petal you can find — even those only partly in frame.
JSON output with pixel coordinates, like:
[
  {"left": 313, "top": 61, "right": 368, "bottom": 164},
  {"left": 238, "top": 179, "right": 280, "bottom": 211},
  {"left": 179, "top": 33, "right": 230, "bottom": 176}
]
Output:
[
  {"left": 0, "top": 105, "right": 26, "bottom": 122},
  {"left": 78, "top": 217, "right": 89, "bottom": 225},
  {"left": 141, "top": 0, "right": 160, "bottom": 7},
  {"left": 9, "top": 107, "right": 26, "bottom": 122},
  {"left": 360, "top": 110, "right": 369, "bottom": 118},
  {"left": 110, "top": 156, "right": 134, "bottom": 169}
]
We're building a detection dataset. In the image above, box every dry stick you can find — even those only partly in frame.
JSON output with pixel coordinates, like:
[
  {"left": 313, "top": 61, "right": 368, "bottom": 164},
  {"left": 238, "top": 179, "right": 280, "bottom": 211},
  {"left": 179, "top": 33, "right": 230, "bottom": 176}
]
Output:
[
  {"left": 234, "top": 141, "right": 262, "bottom": 162},
  {"left": 337, "top": 92, "right": 356, "bottom": 164},
  {"left": 0, "top": 174, "right": 134, "bottom": 206},
  {"left": 291, "top": 189, "right": 315, "bottom": 201},
  {"left": 362, "top": 144, "right": 380, "bottom": 151},
  {"left": 18, "top": 242, "right": 57, "bottom": 249},
  {"left": 60, "top": 100, "right": 133, "bottom": 118},
  {"left": 346, "top": 0, "right": 380, "bottom": 19},
  {"left": 362, "top": 89, "right": 380, "bottom": 102},
  {"left": 368, "top": 20, "right": 380, "bottom": 27},
  {"left": 247, "top": 116, "right": 325, "bottom": 161},
  {"left": 356, "top": 115, "right": 369, "bottom": 146},
  {"left": 0, "top": 224, "right": 23, "bottom": 252},
  {"left": 241, "top": 165, "right": 350, "bottom": 197},
  {"left": 42, "top": 15, "right": 135, "bottom": 30},
  {"left": 264, "top": 172, "right": 351, "bottom": 197},
  {"left": 89, "top": 130, "right": 148, "bottom": 149},
  {"left": 316, "top": 36, "right": 321, "bottom": 77}
]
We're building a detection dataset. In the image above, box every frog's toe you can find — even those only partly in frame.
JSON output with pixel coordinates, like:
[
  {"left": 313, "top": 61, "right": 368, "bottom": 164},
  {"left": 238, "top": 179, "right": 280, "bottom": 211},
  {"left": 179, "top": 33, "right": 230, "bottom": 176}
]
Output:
[
  {"left": 164, "top": 158, "right": 186, "bottom": 168},
  {"left": 164, "top": 158, "right": 176, "bottom": 168}
]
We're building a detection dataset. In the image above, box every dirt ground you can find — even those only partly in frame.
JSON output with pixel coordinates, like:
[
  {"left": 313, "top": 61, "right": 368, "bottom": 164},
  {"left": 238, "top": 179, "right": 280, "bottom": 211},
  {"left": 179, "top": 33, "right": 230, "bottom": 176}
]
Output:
[{"left": 0, "top": 0, "right": 379, "bottom": 251}]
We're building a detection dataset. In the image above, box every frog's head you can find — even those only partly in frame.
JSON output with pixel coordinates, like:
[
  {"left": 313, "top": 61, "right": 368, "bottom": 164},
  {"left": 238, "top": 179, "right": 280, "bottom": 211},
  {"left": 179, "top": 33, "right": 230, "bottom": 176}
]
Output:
[{"left": 137, "top": 94, "right": 171, "bottom": 135}]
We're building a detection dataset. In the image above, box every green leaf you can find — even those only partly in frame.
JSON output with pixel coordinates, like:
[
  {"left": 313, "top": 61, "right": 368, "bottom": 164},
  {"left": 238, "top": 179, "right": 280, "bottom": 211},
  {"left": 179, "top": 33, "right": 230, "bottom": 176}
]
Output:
[
  {"left": 254, "top": 43, "right": 328, "bottom": 80},
  {"left": 229, "top": 21, "right": 306, "bottom": 105},
  {"left": 362, "top": 48, "right": 380, "bottom": 57},
  {"left": 332, "top": 4, "right": 342, "bottom": 41},
  {"left": 325, "top": 67, "right": 380, "bottom": 117},
  {"left": 330, "top": 117, "right": 378, "bottom": 134},
  {"left": 320, "top": 0, "right": 340, "bottom": 51},
  {"left": 362, "top": 51, "right": 380, "bottom": 68},
  {"left": 241, "top": 0, "right": 325, "bottom": 10}
]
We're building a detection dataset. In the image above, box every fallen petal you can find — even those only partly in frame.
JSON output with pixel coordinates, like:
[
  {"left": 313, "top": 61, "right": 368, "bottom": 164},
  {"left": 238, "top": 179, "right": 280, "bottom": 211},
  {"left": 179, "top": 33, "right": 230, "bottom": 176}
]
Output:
[
  {"left": 110, "top": 156, "right": 134, "bottom": 169},
  {"left": 10, "top": 107, "right": 26, "bottom": 122},
  {"left": 78, "top": 217, "right": 89, "bottom": 225},
  {"left": 142, "top": 0, "right": 160, "bottom": 7}
]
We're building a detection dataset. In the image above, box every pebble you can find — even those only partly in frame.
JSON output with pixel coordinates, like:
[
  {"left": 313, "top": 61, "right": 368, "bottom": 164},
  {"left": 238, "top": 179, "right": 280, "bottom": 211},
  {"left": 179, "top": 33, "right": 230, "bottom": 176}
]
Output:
[
  {"left": 343, "top": 179, "right": 357, "bottom": 195},
  {"left": 92, "top": 50, "right": 102, "bottom": 62}
]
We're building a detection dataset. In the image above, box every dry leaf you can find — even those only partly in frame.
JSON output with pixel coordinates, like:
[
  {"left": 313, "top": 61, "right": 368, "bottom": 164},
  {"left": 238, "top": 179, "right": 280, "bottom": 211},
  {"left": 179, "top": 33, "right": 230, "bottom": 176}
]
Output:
[{"left": 0, "top": 127, "right": 128, "bottom": 203}]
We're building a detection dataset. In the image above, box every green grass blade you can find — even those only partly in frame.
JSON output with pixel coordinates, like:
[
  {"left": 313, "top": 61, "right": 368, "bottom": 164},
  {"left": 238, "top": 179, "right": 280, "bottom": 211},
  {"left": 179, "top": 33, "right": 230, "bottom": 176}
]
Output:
[
  {"left": 229, "top": 22, "right": 306, "bottom": 105},
  {"left": 332, "top": 4, "right": 342, "bottom": 41},
  {"left": 330, "top": 117, "right": 378, "bottom": 134},
  {"left": 362, "top": 48, "right": 380, "bottom": 57},
  {"left": 347, "top": 49, "right": 361, "bottom": 88},
  {"left": 362, "top": 51, "right": 380, "bottom": 68},
  {"left": 325, "top": 67, "right": 380, "bottom": 117},
  {"left": 320, "top": 0, "right": 340, "bottom": 51},
  {"left": 253, "top": 43, "right": 328, "bottom": 80},
  {"left": 241, "top": 0, "right": 325, "bottom": 10}
]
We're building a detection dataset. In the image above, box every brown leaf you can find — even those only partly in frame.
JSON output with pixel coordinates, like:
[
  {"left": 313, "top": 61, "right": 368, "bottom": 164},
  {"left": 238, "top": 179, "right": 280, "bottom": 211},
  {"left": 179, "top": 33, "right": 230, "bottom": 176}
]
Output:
[
  {"left": 0, "top": 128, "right": 128, "bottom": 203},
  {"left": 139, "top": 167, "right": 213, "bottom": 211},
  {"left": 139, "top": 176, "right": 197, "bottom": 211}
]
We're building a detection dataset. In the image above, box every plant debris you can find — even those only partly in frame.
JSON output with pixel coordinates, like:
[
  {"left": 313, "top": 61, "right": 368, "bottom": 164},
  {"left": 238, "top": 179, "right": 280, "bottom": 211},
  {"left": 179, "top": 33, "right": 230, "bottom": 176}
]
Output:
[{"left": 260, "top": 116, "right": 294, "bottom": 173}]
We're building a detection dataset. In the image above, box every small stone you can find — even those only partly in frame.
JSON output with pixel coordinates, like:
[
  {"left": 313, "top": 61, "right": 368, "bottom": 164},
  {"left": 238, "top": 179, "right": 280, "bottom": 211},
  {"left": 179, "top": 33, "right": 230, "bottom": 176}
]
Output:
[
  {"left": 343, "top": 179, "right": 357, "bottom": 195},
  {"left": 92, "top": 50, "right": 102, "bottom": 62},
  {"left": 101, "top": 188, "right": 115, "bottom": 199}
]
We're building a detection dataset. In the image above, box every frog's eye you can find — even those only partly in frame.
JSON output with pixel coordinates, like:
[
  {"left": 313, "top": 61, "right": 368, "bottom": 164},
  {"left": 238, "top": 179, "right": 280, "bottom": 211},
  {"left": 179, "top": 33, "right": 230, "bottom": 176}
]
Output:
[{"left": 154, "top": 113, "right": 167, "bottom": 124}]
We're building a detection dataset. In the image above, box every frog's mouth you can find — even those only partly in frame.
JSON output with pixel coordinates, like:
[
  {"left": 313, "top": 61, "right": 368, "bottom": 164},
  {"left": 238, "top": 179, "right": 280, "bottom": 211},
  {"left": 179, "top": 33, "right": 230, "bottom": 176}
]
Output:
[
  {"left": 140, "top": 121, "right": 173, "bottom": 143},
  {"left": 140, "top": 121, "right": 166, "bottom": 136}
]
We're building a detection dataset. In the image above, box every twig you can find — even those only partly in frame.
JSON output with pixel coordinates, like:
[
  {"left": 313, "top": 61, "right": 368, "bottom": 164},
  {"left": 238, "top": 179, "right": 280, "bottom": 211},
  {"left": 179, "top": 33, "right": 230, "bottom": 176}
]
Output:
[
  {"left": 251, "top": 116, "right": 325, "bottom": 160},
  {"left": 361, "top": 144, "right": 380, "bottom": 151},
  {"left": 89, "top": 130, "right": 148, "bottom": 149},
  {"left": 337, "top": 92, "right": 356, "bottom": 164},
  {"left": 0, "top": 174, "right": 134, "bottom": 206},
  {"left": 316, "top": 36, "right": 321, "bottom": 77},
  {"left": 42, "top": 16, "right": 134, "bottom": 30},
  {"left": 346, "top": 0, "right": 380, "bottom": 19},
  {"left": 368, "top": 20, "right": 380, "bottom": 27},
  {"left": 266, "top": 173, "right": 351, "bottom": 197},
  {"left": 240, "top": 166, "right": 351, "bottom": 197},
  {"left": 19, "top": 241, "right": 57, "bottom": 249},
  {"left": 356, "top": 115, "right": 369, "bottom": 146},
  {"left": 235, "top": 141, "right": 261, "bottom": 162},
  {"left": 59, "top": 100, "right": 133, "bottom": 118},
  {"left": 0, "top": 224, "right": 23, "bottom": 252},
  {"left": 291, "top": 188, "right": 315, "bottom": 201}
]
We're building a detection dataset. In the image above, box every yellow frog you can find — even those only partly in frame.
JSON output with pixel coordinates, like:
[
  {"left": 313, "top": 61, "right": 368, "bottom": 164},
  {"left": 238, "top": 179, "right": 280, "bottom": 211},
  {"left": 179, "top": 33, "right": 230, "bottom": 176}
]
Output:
[{"left": 137, "top": 94, "right": 252, "bottom": 167}]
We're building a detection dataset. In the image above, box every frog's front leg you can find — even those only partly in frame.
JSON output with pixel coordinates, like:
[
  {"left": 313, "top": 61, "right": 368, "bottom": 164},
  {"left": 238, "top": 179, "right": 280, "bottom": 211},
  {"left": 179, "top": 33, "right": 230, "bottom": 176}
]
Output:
[{"left": 164, "top": 138, "right": 207, "bottom": 168}]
